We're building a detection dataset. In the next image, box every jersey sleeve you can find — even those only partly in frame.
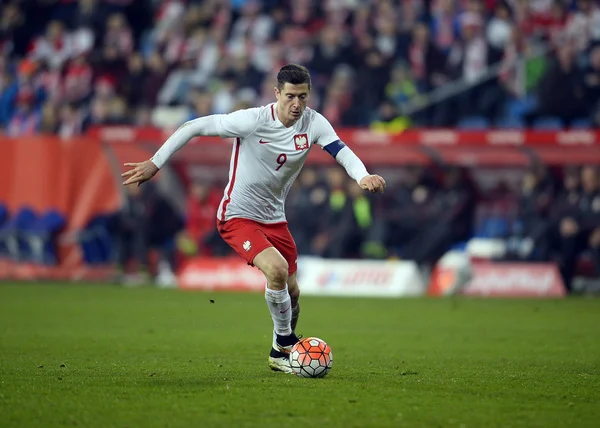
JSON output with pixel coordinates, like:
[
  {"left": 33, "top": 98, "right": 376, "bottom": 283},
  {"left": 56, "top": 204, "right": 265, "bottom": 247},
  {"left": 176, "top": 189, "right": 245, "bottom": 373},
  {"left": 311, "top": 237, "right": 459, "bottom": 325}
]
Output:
[
  {"left": 312, "top": 112, "right": 341, "bottom": 148},
  {"left": 213, "top": 108, "right": 261, "bottom": 139}
]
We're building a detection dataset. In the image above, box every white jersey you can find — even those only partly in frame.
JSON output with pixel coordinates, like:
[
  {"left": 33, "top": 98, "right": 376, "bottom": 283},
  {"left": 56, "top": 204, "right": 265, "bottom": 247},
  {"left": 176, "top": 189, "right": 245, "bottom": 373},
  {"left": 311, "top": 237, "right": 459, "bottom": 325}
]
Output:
[{"left": 213, "top": 103, "right": 339, "bottom": 223}]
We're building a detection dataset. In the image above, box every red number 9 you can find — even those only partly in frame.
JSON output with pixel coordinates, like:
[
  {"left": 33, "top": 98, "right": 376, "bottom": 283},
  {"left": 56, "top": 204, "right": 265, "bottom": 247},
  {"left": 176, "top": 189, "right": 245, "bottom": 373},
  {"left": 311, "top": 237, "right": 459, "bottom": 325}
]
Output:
[{"left": 275, "top": 153, "right": 287, "bottom": 171}]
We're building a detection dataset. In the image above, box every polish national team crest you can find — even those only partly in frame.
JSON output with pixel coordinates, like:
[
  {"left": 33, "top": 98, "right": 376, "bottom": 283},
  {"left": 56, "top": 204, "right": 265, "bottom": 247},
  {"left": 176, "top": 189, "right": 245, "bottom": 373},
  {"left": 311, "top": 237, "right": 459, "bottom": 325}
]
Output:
[
  {"left": 294, "top": 134, "right": 309, "bottom": 151},
  {"left": 243, "top": 240, "right": 251, "bottom": 252}
]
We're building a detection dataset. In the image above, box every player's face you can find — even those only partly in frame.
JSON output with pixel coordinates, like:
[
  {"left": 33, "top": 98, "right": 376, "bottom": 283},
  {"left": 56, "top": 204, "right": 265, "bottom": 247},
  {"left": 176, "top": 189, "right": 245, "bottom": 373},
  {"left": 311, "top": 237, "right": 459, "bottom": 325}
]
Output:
[{"left": 274, "top": 83, "right": 310, "bottom": 126}]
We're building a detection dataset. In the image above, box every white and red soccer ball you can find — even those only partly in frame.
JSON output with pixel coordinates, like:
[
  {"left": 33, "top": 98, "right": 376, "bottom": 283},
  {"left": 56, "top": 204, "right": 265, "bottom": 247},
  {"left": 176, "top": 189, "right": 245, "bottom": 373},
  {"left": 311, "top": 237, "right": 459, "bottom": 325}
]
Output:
[{"left": 289, "top": 337, "right": 333, "bottom": 378}]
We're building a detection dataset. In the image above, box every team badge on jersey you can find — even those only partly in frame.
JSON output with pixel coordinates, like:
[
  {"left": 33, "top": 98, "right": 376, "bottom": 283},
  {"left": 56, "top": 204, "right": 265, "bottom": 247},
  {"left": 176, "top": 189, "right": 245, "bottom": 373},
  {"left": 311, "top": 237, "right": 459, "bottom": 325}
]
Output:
[
  {"left": 243, "top": 240, "right": 251, "bottom": 251},
  {"left": 294, "top": 134, "right": 309, "bottom": 151}
]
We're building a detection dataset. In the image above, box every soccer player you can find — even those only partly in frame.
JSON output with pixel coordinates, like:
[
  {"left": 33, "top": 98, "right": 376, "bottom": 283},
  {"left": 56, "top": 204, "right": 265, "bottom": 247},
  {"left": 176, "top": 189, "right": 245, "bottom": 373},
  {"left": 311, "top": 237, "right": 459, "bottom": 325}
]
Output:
[{"left": 122, "top": 64, "right": 386, "bottom": 373}]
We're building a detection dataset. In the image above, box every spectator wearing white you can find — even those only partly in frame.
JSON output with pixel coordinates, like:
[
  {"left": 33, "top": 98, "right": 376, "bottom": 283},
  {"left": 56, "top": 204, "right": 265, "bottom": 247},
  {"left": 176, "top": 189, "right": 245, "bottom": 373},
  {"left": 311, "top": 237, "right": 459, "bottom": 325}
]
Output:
[
  {"left": 30, "top": 21, "right": 74, "bottom": 70},
  {"left": 565, "top": 0, "right": 600, "bottom": 52},
  {"left": 487, "top": 2, "right": 513, "bottom": 50}
]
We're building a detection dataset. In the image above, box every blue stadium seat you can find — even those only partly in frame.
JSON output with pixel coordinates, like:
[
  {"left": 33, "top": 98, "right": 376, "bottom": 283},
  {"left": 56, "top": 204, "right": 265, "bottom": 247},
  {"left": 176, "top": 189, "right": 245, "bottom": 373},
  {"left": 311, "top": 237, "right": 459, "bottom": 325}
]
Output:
[
  {"left": 450, "top": 241, "right": 468, "bottom": 251},
  {"left": 506, "top": 95, "right": 537, "bottom": 119},
  {"left": 79, "top": 214, "right": 116, "bottom": 265},
  {"left": 0, "top": 204, "right": 7, "bottom": 227},
  {"left": 533, "top": 117, "right": 564, "bottom": 130},
  {"left": 457, "top": 116, "right": 490, "bottom": 130},
  {"left": 0, "top": 204, "right": 8, "bottom": 257},
  {"left": 25, "top": 210, "right": 67, "bottom": 265},
  {"left": 0, "top": 207, "right": 38, "bottom": 261},
  {"left": 570, "top": 118, "right": 593, "bottom": 129},
  {"left": 475, "top": 216, "right": 510, "bottom": 239},
  {"left": 495, "top": 117, "right": 525, "bottom": 129}
]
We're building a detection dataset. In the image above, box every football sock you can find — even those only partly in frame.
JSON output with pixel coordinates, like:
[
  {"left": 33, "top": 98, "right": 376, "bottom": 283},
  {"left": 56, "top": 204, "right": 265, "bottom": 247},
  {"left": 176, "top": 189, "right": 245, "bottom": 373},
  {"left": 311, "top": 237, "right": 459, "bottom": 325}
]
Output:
[
  {"left": 265, "top": 285, "right": 292, "bottom": 337},
  {"left": 291, "top": 302, "right": 300, "bottom": 332}
]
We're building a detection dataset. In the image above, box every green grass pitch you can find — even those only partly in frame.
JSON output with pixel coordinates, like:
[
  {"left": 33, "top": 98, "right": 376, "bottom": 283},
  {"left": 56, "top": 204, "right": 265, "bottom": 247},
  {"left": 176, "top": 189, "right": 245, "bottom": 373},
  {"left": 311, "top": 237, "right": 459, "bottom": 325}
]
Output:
[{"left": 1, "top": 283, "right": 599, "bottom": 428}]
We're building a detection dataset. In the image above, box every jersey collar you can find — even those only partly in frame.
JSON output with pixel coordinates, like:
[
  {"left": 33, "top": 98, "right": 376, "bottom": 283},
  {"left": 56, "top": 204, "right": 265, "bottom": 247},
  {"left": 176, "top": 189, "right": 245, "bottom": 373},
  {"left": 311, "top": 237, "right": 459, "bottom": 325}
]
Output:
[{"left": 271, "top": 102, "right": 283, "bottom": 127}]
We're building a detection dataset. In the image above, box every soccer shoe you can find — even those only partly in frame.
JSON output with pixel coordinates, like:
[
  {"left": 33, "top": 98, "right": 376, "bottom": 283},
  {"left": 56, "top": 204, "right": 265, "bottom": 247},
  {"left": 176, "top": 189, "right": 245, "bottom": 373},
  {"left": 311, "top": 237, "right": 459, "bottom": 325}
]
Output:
[
  {"left": 267, "top": 331, "right": 300, "bottom": 374},
  {"left": 268, "top": 349, "right": 294, "bottom": 374}
]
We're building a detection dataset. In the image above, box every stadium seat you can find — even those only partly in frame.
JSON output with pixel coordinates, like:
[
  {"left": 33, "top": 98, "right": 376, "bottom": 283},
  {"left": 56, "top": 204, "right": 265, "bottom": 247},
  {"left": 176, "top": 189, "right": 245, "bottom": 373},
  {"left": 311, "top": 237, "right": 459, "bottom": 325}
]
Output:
[
  {"left": 78, "top": 214, "right": 116, "bottom": 265},
  {"left": 533, "top": 117, "right": 564, "bottom": 130},
  {"left": 474, "top": 216, "right": 510, "bottom": 239},
  {"left": 0, "top": 204, "right": 7, "bottom": 227},
  {"left": 24, "top": 210, "right": 66, "bottom": 265},
  {"left": 0, "top": 207, "right": 37, "bottom": 261},
  {"left": 570, "top": 118, "right": 593, "bottom": 129},
  {"left": 0, "top": 204, "right": 8, "bottom": 257},
  {"left": 506, "top": 95, "right": 537, "bottom": 119},
  {"left": 457, "top": 116, "right": 490, "bottom": 130},
  {"left": 450, "top": 241, "right": 468, "bottom": 251},
  {"left": 495, "top": 117, "right": 525, "bottom": 129}
]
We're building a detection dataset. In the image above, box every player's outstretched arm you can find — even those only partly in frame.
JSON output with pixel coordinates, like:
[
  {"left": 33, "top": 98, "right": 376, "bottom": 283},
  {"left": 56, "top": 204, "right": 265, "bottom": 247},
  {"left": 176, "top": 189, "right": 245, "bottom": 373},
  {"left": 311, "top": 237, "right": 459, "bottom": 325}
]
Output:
[
  {"left": 122, "top": 116, "right": 221, "bottom": 186},
  {"left": 122, "top": 108, "right": 259, "bottom": 186},
  {"left": 323, "top": 140, "right": 386, "bottom": 193},
  {"left": 314, "top": 112, "right": 385, "bottom": 193}
]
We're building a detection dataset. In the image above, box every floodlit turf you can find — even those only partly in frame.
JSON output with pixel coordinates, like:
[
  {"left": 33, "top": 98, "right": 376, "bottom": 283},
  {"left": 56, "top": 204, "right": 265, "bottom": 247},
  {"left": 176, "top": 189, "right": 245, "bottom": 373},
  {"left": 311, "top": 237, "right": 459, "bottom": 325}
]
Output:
[{"left": 1, "top": 284, "right": 599, "bottom": 428}]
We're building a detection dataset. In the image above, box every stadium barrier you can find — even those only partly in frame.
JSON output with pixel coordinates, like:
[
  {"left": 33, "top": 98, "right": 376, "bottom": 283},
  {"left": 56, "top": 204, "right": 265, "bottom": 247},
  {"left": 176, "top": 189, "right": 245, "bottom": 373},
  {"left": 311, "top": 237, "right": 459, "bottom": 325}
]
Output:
[
  {"left": 428, "top": 257, "right": 566, "bottom": 298},
  {"left": 0, "top": 136, "right": 121, "bottom": 280},
  {"left": 177, "top": 256, "right": 426, "bottom": 297},
  {"left": 178, "top": 257, "right": 265, "bottom": 292},
  {"left": 90, "top": 126, "right": 600, "bottom": 166}
]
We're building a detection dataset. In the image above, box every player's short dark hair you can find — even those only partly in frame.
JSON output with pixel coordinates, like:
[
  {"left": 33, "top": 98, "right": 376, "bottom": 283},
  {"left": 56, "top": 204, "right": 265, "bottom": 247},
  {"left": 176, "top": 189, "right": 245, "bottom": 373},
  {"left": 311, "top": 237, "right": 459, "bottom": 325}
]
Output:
[{"left": 277, "top": 64, "right": 311, "bottom": 91}]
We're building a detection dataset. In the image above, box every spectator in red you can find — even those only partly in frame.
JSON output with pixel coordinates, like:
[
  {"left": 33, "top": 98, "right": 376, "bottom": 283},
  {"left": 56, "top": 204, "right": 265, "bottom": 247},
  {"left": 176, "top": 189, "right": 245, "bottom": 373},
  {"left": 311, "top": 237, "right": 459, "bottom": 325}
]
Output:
[
  {"left": 177, "top": 179, "right": 222, "bottom": 257},
  {"left": 63, "top": 54, "right": 93, "bottom": 105}
]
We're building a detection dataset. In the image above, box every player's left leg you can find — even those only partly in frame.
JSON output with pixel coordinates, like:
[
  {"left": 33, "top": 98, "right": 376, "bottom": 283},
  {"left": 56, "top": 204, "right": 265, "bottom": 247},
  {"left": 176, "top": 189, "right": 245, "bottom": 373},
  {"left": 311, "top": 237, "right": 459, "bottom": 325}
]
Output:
[
  {"left": 264, "top": 222, "right": 301, "bottom": 333},
  {"left": 287, "top": 272, "right": 301, "bottom": 333}
]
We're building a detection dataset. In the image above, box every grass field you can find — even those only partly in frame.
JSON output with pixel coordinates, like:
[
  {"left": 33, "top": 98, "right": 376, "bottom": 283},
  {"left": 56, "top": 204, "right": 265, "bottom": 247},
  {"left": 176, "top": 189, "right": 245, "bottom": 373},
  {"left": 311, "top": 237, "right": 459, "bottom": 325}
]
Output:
[{"left": 1, "top": 283, "right": 599, "bottom": 428}]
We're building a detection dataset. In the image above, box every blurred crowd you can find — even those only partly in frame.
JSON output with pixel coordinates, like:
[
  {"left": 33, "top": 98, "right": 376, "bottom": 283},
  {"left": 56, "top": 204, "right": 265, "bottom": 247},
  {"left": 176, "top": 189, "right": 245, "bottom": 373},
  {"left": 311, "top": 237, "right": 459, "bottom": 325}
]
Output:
[
  {"left": 111, "top": 162, "right": 599, "bottom": 291},
  {"left": 1, "top": 0, "right": 600, "bottom": 135}
]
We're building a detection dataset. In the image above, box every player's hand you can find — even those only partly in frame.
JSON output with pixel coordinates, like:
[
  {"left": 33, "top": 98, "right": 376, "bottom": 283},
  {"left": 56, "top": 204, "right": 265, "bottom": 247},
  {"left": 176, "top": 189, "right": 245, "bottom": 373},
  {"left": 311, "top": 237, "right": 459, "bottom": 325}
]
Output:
[
  {"left": 121, "top": 160, "right": 159, "bottom": 186},
  {"left": 360, "top": 174, "right": 386, "bottom": 193}
]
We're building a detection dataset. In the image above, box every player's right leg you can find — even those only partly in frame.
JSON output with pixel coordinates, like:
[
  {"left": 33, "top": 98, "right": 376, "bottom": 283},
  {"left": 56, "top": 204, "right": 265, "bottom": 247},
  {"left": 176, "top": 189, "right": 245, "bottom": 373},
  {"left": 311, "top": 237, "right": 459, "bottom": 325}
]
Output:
[
  {"left": 253, "top": 248, "right": 299, "bottom": 373},
  {"left": 216, "top": 219, "right": 298, "bottom": 373}
]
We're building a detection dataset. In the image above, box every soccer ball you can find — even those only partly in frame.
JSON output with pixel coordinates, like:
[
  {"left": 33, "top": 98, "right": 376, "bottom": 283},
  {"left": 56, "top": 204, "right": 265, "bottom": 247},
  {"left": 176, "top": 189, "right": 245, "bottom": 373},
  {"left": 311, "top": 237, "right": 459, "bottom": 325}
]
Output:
[{"left": 289, "top": 337, "right": 333, "bottom": 378}]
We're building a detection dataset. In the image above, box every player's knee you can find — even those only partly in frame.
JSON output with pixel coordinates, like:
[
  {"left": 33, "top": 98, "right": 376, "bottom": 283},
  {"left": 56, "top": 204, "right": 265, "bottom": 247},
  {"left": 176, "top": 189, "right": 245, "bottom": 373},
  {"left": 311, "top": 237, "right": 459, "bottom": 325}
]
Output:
[{"left": 264, "top": 260, "right": 289, "bottom": 287}]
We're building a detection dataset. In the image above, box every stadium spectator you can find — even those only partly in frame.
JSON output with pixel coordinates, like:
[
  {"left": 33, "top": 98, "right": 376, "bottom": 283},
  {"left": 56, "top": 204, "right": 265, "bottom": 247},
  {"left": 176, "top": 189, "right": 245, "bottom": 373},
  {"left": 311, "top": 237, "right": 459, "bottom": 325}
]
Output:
[
  {"left": 0, "top": 0, "right": 598, "bottom": 130},
  {"left": 176, "top": 179, "right": 223, "bottom": 257},
  {"left": 398, "top": 166, "right": 475, "bottom": 265},
  {"left": 556, "top": 166, "right": 600, "bottom": 290},
  {"left": 7, "top": 87, "right": 40, "bottom": 136},
  {"left": 370, "top": 165, "right": 438, "bottom": 259},
  {"left": 0, "top": 2, "right": 29, "bottom": 58},
  {"left": 532, "top": 44, "right": 587, "bottom": 125},
  {"left": 584, "top": 46, "right": 600, "bottom": 115},
  {"left": 507, "top": 162, "right": 556, "bottom": 261},
  {"left": 313, "top": 169, "right": 375, "bottom": 259},
  {"left": 287, "top": 167, "right": 329, "bottom": 256},
  {"left": 113, "top": 183, "right": 182, "bottom": 284}
]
